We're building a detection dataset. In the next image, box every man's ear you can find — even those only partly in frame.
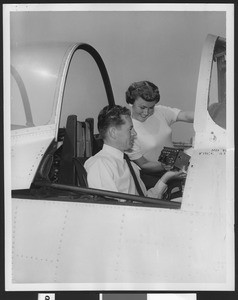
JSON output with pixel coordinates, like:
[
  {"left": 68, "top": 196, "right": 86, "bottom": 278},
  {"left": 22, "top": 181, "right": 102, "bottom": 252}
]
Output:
[{"left": 107, "top": 126, "right": 117, "bottom": 140}]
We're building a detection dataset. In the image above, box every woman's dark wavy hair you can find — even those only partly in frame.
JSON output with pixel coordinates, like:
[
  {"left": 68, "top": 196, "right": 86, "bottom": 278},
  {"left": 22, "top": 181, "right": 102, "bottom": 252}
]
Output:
[
  {"left": 125, "top": 80, "right": 160, "bottom": 104},
  {"left": 98, "top": 105, "right": 131, "bottom": 139}
]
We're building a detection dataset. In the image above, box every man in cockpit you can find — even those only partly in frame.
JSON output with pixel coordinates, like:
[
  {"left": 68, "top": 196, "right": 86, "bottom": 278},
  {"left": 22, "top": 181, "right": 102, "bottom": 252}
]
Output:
[{"left": 84, "top": 105, "right": 185, "bottom": 199}]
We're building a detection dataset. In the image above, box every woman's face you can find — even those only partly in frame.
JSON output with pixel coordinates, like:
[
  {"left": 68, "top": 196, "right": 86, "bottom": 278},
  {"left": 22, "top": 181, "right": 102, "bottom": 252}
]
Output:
[{"left": 131, "top": 97, "right": 157, "bottom": 122}]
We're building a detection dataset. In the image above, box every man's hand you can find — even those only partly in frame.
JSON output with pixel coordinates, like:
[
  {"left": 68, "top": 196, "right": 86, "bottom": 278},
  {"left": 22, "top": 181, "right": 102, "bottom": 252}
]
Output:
[
  {"left": 161, "top": 170, "right": 186, "bottom": 183},
  {"left": 161, "top": 163, "right": 173, "bottom": 171}
]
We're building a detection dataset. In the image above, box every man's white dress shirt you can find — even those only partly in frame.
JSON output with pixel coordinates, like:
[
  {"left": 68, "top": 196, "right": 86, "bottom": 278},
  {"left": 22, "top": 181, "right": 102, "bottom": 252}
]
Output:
[{"left": 84, "top": 144, "right": 167, "bottom": 199}]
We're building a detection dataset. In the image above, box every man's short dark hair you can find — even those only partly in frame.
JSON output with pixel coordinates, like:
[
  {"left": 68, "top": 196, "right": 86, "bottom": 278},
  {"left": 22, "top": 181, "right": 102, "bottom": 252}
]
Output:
[
  {"left": 98, "top": 105, "right": 131, "bottom": 139},
  {"left": 125, "top": 80, "right": 160, "bottom": 104}
]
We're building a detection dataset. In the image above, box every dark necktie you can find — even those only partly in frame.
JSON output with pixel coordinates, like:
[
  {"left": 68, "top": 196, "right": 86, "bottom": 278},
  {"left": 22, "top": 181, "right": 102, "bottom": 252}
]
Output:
[{"left": 124, "top": 153, "right": 145, "bottom": 197}]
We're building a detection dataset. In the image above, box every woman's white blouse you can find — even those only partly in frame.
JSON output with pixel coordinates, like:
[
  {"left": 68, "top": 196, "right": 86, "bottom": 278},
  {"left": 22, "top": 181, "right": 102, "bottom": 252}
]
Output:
[
  {"left": 128, "top": 105, "right": 181, "bottom": 161},
  {"left": 84, "top": 144, "right": 167, "bottom": 199}
]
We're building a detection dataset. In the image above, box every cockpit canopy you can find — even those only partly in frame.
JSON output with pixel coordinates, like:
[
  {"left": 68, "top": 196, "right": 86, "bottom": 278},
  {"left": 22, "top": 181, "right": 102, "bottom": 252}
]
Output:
[{"left": 208, "top": 37, "right": 226, "bottom": 129}]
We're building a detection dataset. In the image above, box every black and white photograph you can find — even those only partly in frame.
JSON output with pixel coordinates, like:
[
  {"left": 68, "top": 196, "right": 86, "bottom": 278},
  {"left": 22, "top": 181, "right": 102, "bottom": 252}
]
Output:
[{"left": 3, "top": 2, "right": 234, "bottom": 294}]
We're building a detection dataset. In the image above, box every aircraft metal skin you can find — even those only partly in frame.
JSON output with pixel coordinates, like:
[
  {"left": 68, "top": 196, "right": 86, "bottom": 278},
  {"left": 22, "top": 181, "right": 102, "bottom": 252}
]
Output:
[{"left": 8, "top": 35, "right": 233, "bottom": 290}]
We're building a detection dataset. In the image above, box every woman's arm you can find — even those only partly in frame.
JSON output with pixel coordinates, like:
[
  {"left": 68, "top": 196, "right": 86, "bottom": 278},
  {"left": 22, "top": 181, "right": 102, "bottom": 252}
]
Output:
[
  {"left": 133, "top": 156, "right": 165, "bottom": 172},
  {"left": 176, "top": 110, "right": 194, "bottom": 123}
]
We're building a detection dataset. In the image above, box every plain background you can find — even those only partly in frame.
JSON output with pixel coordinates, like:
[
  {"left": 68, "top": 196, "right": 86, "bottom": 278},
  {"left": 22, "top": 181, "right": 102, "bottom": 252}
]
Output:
[{"left": 10, "top": 8, "right": 226, "bottom": 143}]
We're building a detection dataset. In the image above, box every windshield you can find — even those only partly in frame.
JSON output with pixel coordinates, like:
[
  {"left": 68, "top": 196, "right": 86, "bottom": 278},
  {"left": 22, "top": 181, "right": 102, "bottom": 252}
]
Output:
[
  {"left": 11, "top": 43, "right": 114, "bottom": 132},
  {"left": 208, "top": 37, "right": 226, "bottom": 129},
  {"left": 11, "top": 43, "right": 72, "bottom": 129},
  {"left": 60, "top": 49, "right": 109, "bottom": 132}
]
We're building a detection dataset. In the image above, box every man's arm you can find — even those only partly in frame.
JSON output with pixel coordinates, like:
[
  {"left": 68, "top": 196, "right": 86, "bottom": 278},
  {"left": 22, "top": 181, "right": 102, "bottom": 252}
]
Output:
[{"left": 147, "top": 170, "right": 186, "bottom": 199}]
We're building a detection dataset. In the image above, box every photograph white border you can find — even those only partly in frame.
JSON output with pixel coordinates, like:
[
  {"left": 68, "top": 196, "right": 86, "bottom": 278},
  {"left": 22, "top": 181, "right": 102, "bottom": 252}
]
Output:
[{"left": 3, "top": 3, "right": 234, "bottom": 292}]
